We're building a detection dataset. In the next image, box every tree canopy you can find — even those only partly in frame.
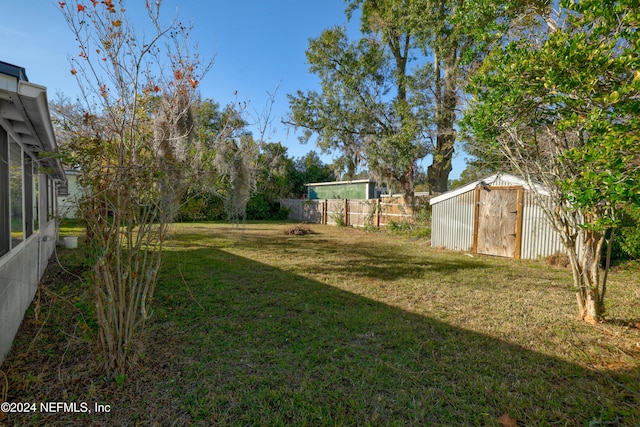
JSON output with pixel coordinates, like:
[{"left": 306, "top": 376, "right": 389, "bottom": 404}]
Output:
[
  {"left": 288, "top": 0, "right": 550, "bottom": 194},
  {"left": 287, "top": 22, "right": 429, "bottom": 195}
]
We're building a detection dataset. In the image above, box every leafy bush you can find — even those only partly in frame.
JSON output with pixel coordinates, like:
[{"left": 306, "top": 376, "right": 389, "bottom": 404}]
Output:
[
  {"left": 610, "top": 205, "right": 640, "bottom": 262},
  {"left": 332, "top": 207, "right": 347, "bottom": 227},
  {"left": 386, "top": 219, "right": 430, "bottom": 239},
  {"left": 414, "top": 204, "right": 432, "bottom": 226},
  {"left": 246, "top": 194, "right": 290, "bottom": 220},
  {"left": 176, "top": 194, "right": 225, "bottom": 222},
  {"left": 386, "top": 220, "right": 412, "bottom": 232}
]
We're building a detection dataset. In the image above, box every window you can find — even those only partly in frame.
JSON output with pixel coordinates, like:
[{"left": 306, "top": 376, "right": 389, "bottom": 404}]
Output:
[
  {"left": 57, "top": 180, "right": 69, "bottom": 197},
  {"left": 47, "top": 176, "right": 55, "bottom": 220},
  {"left": 10, "top": 141, "right": 24, "bottom": 247},
  {"left": 0, "top": 128, "right": 8, "bottom": 256},
  {"left": 24, "top": 157, "right": 33, "bottom": 238},
  {"left": 33, "top": 164, "right": 39, "bottom": 232}
]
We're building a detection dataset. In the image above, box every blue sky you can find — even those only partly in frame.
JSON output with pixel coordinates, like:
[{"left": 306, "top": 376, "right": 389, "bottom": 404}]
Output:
[{"left": 1, "top": 0, "right": 465, "bottom": 179}]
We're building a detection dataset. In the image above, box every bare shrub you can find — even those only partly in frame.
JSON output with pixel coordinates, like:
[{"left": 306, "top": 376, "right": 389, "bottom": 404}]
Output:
[{"left": 56, "top": 0, "right": 210, "bottom": 375}]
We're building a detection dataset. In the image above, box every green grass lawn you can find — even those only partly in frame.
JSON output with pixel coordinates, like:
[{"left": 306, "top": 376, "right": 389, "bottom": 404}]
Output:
[{"left": 2, "top": 222, "right": 639, "bottom": 426}]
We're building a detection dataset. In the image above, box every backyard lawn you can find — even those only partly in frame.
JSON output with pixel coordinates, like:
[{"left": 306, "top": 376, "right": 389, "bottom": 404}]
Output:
[{"left": 2, "top": 222, "right": 639, "bottom": 425}]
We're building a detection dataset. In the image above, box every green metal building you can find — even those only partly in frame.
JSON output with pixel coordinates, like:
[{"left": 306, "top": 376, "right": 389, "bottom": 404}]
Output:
[{"left": 306, "top": 179, "right": 377, "bottom": 200}]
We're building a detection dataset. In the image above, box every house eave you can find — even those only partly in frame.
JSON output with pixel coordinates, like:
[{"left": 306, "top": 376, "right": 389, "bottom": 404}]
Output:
[{"left": 0, "top": 68, "right": 65, "bottom": 182}]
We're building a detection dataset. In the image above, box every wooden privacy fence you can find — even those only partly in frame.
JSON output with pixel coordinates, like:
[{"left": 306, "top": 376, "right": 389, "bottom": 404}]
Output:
[{"left": 280, "top": 197, "right": 429, "bottom": 227}]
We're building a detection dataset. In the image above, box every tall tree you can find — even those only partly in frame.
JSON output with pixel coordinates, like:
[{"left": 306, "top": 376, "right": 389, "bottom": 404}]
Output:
[
  {"left": 350, "top": 0, "right": 431, "bottom": 194},
  {"left": 463, "top": 0, "right": 640, "bottom": 322},
  {"left": 289, "top": 0, "right": 546, "bottom": 194},
  {"left": 287, "top": 22, "right": 429, "bottom": 195},
  {"left": 293, "top": 151, "right": 336, "bottom": 196},
  {"left": 402, "top": 0, "right": 550, "bottom": 192},
  {"left": 253, "top": 142, "right": 297, "bottom": 199},
  {"left": 245, "top": 142, "right": 301, "bottom": 219},
  {"left": 213, "top": 132, "right": 259, "bottom": 221}
]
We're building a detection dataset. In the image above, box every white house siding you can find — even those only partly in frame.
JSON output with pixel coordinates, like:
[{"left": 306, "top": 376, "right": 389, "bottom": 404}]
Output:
[
  {"left": 0, "top": 220, "right": 58, "bottom": 362},
  {"left": 58, "top": 171, "right": 81, "bottom": 218}
]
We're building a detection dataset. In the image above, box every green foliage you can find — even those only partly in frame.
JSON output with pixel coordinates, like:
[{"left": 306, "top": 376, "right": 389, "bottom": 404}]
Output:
[
  {"left": 465, "top": 0, "right": 639, "bottom": 230},
  {"left": 246, "top": 194, "right": 290, "bottom": 220},
  {"left": 176, "top": 192, "right": 226, "bottom": 222},
  {"left": 289, "top": 0, "right": 550, "bottom": 193},
  {"left": 610, "top": 205, "right": 640, "bottom": 262},
  {"left": 414, "top": 203, "right": 432, "bottom": 226},
  {"left": 463, "top": 0, "right": 639, "bottom": 321},
  {"left": 114, "top": 373, "right": 126, "bottom": 388},
  {"left": 332, "top": 207, "right": 347, "bottom": 227},
  {"left": 293, "top": 151, "right": 335, "bottom": 193},
  {"left": 186, "top": 98, "right": 336, "bottom": 221},
  {"left": 386, "top": 219, "right": 431, "bottom": 238},
  {"left": 386, "top": 219, "right": 411, "bottom": 232},
  {"left": 175, "top": 145, "right": 334, "bottom": 221},
  {"left": 287, "top": 15, "right": 430, "bottom": 194}
]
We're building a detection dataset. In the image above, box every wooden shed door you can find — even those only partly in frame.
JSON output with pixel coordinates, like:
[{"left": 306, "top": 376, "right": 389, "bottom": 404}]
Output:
[{"left": 474, "top": 186, "right": 523, "bottom": 258}]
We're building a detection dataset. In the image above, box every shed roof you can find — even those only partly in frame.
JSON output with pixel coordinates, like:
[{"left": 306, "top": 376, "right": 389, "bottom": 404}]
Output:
[
  {"left": 305, "top": 179, "right": 374, "bottom": 187},
  {"left": 430, "top": 173, "right": 550, "bottom": 205},
  {"left": 0, "top": 60, "right": 65, "bottom": 181}
]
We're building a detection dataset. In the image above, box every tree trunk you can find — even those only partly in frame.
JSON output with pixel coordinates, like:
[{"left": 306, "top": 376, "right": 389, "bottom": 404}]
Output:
[
  {"left": 567, "top": 227, "right": 605, "bottom": 323},
  {"left": 396, "top": 162, "right": 415, "bottom": 197},
  {"left": 427, "top": 38, "right": 458, "bottom": 194},
  {"left": 427, "top": 132, "right": 454, "bottom": 193}
]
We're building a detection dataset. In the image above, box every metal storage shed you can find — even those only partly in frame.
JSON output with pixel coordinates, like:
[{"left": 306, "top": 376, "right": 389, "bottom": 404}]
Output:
[{"left": 429, "top": 173, "right": 566, "bottom": 259}]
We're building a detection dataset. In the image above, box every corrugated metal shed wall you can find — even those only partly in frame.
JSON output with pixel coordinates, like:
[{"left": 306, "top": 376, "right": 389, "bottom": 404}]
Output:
[
  {"left": 431, "top": 189, "right": 475, "bottom": 251},
  {"left": 431, "top": 175, "right": 569, "bottom": 259},
  {"left": 520, "top": 192, "right": 566, "bottom": 259}
]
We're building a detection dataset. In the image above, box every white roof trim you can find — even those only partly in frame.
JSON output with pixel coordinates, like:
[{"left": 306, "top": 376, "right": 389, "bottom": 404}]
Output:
[
  {"left": 0, "top": 69, "right": 65, "bottom": 181},
  {"left": 430, "top": 173, "right": 550, "bottom": 205},
  {"left": 17, "top": 80, "right": 57, "bottom": 153},
  {"left": 306, "top": 179, "right": 374, "bottom": 187}
]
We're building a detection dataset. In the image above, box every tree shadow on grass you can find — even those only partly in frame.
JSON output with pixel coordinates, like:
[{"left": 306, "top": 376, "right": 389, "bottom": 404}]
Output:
[
  {"left": 153, "top": 245, "right": 640, "bottom": 426},
  {"left": 189, "top": 226, "right": 570, "bottom": 293},
  {"left": 2, "top": 237, "right": 638, "bottom": 426},
  {"left": 179, "top": 226, "right": 490, "bottom": 282}
]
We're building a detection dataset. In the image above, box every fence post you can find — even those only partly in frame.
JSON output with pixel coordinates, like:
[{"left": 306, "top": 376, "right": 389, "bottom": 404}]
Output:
[
  {"left": 323, "top": 199, "right": 327, "bottom": 225},
  {"left": 344, "top": 199, "right": 349, "bottom": 226},
  {"left": 376, "top": 198, "right": 381, "bottom": 227}
]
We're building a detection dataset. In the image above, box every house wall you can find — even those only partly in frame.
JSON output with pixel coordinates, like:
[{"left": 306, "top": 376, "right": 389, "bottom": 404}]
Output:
[
  {"left": 0, "top": 61, "right": 66, "bottom": 365},
  {"left": 58, "top": 172, "right": 81, "bottom": 218},
  {"left": 0, "top": 219, "right": 58, "bottom": 363}
]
